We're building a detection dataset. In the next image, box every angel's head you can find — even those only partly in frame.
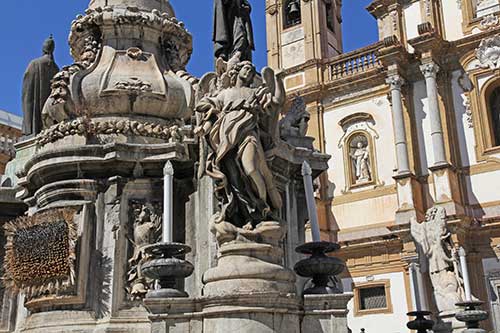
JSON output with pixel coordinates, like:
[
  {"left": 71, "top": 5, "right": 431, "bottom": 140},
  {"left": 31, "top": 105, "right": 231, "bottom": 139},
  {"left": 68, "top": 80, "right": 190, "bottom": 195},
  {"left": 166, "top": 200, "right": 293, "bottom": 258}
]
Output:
[
  {"left": 135, "top": 205, "right": 152, "bottom": 224},
  {"left": 229, "top": 60, "right": 256, "bottom": 87}
]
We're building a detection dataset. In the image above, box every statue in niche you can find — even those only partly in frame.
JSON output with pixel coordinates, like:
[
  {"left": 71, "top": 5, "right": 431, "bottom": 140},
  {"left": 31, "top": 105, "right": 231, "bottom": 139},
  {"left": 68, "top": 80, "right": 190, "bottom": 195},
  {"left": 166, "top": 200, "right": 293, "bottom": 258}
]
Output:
[
  {"left": 349, "top": 135, "right": 371, "bottom": 184},
  {"left": 411, "top": 206, "right": 468, "bottom": 313},
  {"left": 213, "top": 0, "right": 255, "bottom": 62},
  {"left": 195, "top": 53, "right": 285, "bottom": 234},
  {"left": 279, "top": 96, "right": 310, "bottom": 138},
  {"left": 489, "top": 86, "right": 500, "bottom": 146},
  {"left": 22, "top": 36, "right": 59, "bottom": 136},
  {"left": 127, "top": 202, "right": 162, "bottom": 300}
]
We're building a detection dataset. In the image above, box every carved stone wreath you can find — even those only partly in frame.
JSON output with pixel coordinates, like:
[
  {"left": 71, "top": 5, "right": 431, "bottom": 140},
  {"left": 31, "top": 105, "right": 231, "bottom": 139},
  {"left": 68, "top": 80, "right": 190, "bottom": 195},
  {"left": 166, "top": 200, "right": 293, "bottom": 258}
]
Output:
[
  {"left": 37, "top": 117, "right": 189, "bottom": 145},
  {"left": 3, "top": 208, "right": 77, "bottom": 300}
]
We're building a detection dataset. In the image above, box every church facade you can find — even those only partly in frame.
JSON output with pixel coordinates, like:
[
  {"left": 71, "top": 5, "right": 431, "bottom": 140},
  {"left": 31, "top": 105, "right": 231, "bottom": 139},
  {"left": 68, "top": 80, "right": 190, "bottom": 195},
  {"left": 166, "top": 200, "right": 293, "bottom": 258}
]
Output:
[
  {"left": 266, "top": 0, "right": 500, "bottom": 331},
  {"left": 0, "top": 110, "right": 21, "bottom": 176}
]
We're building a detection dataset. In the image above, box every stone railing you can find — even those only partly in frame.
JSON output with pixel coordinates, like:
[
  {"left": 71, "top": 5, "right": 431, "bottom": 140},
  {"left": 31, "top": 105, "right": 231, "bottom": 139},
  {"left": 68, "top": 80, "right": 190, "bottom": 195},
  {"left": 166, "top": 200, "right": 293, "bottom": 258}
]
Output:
[
  {"left": 0, "top": 134, "right": 17, "bottom": 157},
  {"left": 327, "top": 41, "right": 384, "bottom": 81}
]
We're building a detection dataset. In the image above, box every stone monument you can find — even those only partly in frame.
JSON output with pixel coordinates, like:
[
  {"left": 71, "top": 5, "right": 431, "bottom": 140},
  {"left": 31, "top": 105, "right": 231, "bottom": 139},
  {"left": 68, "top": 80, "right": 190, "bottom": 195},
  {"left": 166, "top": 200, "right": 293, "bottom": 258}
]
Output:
[
  {"left": 22, "top": 36, "right": 59, "bottom": 136},
  {"left": 0, "top": 0, "right": 352, "bottom": 332},
  {"left": 411, "top": 206, "right": 468, "bottom": 332}
]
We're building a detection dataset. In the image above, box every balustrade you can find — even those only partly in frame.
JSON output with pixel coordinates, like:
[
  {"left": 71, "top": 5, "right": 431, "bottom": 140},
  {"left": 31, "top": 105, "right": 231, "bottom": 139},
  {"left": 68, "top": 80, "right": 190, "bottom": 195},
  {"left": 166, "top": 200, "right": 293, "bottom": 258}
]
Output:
[{"left": 327, "top": 42, "right": 383, "bottom": 80}]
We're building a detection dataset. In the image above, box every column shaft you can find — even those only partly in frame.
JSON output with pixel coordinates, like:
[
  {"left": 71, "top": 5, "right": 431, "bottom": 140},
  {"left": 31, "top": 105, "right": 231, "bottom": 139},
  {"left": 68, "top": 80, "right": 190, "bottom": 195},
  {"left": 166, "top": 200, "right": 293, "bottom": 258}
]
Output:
[
  {"left": 387, "top": 75, "right": 410, "bottom": 174},
  {"left": 421, "top": 62, "right": 447, "bottom": 166}
]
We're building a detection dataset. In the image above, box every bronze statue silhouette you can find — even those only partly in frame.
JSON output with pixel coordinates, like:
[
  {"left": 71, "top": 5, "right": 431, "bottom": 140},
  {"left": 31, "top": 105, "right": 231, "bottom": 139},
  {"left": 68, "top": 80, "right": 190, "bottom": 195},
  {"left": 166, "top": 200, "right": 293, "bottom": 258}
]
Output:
[
  {"left": 213, "top": 0, "right": 255, "bottom": 62},
  {"left": 22, "top": 36, "right": 59, "bottom": 136}
]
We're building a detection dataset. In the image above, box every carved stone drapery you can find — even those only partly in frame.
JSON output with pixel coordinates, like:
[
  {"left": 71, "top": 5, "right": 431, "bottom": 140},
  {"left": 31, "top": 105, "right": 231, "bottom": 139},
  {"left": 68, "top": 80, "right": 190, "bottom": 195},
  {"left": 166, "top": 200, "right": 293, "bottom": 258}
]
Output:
[{"left": 194, "top": 54, "right": 285, "bottom": 231}]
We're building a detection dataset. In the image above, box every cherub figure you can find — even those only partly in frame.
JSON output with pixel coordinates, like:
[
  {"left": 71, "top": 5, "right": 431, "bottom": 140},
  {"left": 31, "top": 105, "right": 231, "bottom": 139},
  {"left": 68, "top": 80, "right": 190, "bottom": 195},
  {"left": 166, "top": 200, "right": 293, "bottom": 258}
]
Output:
[
  {"left": 127, "top": 203, "right": 161, "bottom": 300},
  {"left": 195, "top": 55, "right": 285, "bottom": 228}
]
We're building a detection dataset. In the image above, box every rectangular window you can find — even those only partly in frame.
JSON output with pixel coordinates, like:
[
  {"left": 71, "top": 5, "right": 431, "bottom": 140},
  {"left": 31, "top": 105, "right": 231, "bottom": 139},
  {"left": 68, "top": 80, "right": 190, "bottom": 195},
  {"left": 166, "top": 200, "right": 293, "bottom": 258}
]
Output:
[
  {"left": 359, "top": 286, "right": 387, "bottom": 310},
  {"left": 353, "top": 280, "right": 393, "bottom": 316}
]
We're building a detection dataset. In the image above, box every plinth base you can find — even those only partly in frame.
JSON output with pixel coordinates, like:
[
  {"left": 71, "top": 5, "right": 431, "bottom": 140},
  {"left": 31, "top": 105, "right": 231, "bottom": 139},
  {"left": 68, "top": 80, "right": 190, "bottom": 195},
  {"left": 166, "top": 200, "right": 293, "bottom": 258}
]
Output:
[
  {"left": 202, "top": 242, "right": 296, "bottom": 296},
  {"left": 433, "top": 310, "right": 467, "bottom": 333},
  {"left": 145, "top": 292, "right": 353, "bottom": 333}
]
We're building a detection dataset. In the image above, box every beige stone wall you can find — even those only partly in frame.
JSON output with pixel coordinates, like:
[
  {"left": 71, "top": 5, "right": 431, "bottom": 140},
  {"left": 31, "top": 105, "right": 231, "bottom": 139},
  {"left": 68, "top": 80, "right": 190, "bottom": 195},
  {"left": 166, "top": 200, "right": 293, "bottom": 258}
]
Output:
[{"left": 0, "top": 124, "right": 21, "bottom": 175}]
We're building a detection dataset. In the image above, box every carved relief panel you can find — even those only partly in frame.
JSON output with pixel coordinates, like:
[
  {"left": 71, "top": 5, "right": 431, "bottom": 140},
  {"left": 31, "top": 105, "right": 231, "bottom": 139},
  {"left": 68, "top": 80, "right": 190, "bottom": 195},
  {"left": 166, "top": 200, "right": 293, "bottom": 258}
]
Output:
[{"left": 126, "top": 200, "right": 162, "bottom": 301}]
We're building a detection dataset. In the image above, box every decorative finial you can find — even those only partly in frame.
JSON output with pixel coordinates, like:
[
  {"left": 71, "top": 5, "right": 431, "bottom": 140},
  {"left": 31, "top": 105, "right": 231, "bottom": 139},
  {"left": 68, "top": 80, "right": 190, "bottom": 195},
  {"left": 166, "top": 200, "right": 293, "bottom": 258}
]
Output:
[
  {"left": 164, "top": 160, "right": 174, "bottom": 176},
  {"left": 301, "top": 161, "right": 312, "bottom": 177}
]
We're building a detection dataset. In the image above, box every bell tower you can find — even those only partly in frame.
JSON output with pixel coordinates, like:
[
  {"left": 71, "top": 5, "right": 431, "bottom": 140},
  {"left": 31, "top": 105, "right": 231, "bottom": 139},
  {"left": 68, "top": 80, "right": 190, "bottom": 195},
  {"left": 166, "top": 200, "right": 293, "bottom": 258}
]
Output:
[{"left": 265, "top": 0, "right": 343, "bottom": 70}]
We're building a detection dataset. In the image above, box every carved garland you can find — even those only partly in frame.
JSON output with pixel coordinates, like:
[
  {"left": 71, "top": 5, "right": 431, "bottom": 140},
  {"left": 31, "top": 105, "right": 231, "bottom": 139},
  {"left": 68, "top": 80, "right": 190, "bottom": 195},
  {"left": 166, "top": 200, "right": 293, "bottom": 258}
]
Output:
[
  {"left": 3, "top": 208, "right": 77, "bottom": 300},
  {"left": 37, "top": 117, "right": 189, "bottom": 145}
]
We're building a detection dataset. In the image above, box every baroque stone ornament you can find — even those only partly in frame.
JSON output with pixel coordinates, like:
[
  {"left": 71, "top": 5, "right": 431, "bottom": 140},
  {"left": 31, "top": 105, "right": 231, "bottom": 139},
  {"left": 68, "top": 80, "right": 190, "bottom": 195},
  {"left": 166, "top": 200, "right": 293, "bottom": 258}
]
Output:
[
  {"left": 36, "top": 117, "right": 187, "bottom": 145},
  {"left": 127, "top": 201, "right": 162, "bottom": 300},
  {"left": 195, "top": 53, "right": 285, "bottom": 231},
  {"left": 479, "top": 13, "right": 499, "bottom": 30},
  {"left": 41, "top": 3, "right": 193, "bottom": 130},
  {"left": 411, "top": 206, "right": 467, "bottom": 313},
  {"left": 476, "top": 35, "right": 500, "bottom": 70},
  {"left": 3, "top": 208, "right": 77, "bottom": 300}
]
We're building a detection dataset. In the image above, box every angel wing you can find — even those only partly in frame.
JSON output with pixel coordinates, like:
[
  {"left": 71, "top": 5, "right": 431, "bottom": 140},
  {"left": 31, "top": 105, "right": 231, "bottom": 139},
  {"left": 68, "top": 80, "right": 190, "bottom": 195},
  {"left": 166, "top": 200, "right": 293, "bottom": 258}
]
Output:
[
  {"left": 196, "top": 72, "right": 218, "bottom": 106},
  {"left": 410, "top": 217, "right": 429, "bottom": 273},
  {"left": 261, "top": 66, "right": 276, "bottom": 96}
]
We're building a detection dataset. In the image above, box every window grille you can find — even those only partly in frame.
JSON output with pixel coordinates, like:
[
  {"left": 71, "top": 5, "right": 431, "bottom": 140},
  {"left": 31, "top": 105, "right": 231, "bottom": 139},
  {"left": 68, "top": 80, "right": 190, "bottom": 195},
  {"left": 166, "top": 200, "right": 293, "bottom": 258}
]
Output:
[{"left": 359, "top": 286, "right": 387, "bottom": 310}]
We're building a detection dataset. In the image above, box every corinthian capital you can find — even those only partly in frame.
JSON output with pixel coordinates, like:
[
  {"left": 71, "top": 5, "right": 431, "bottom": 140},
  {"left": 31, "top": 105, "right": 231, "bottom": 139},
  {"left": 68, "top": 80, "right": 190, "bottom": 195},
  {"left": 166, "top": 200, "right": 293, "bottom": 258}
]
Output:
[
  {"left": 386, "top": 74, "right": 405, "bottom": 91},
  {"left": 420, "top": 62, "right": 440, "bottom": 79}
]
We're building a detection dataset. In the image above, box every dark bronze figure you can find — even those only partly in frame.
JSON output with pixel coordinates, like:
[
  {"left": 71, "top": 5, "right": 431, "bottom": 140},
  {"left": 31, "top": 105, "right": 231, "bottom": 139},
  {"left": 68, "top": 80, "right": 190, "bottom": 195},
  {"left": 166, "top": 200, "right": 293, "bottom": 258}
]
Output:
[
  {"left": 213, "top": 0, "right": 255, "bottom": 62},
  {"left": 22, "top": 36, "right": 59, "bottom": 136}
]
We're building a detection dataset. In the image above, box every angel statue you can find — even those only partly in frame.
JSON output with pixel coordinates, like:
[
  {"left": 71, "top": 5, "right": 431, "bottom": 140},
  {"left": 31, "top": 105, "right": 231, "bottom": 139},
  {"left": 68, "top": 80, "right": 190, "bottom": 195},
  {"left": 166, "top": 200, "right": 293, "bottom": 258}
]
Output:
[
  {"left": 194, "top": 53, "right": 285, "bottom": 231},
  {"left": 127, "top": 202, "right": 162, "bottom": 300},
  {"left": 411, "top": 206, "right": 467, "bottom": 313}
]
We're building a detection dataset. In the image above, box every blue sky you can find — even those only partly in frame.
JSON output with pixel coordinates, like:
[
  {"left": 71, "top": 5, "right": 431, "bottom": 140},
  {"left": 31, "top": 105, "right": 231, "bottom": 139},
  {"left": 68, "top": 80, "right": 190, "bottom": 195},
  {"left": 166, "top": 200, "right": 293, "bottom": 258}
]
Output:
[{"left": 0, "top": 0, "right": 376, "bottom": 116}]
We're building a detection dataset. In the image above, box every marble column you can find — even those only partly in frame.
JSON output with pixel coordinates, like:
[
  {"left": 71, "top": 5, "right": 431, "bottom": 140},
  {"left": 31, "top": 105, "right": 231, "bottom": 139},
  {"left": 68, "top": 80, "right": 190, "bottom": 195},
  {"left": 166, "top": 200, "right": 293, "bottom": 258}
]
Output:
[
  {"left": 387, "top": 74, "right": 410, "bottom": 174},
  {"left": 420, "top": 62, "right": 447, "bottom": 166}
]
